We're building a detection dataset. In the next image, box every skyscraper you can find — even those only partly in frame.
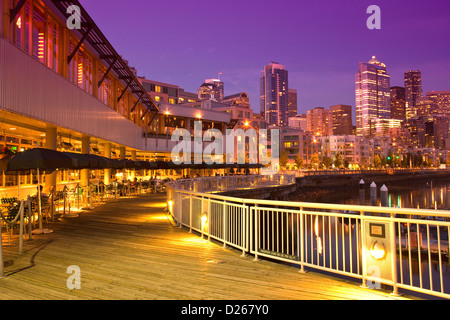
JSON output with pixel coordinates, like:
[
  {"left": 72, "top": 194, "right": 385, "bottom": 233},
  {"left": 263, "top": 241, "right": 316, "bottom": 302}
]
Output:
[
  {"left": 260, "top": 62, "right": 289, "bottom": 127},
  {"left": 355, "top": 56, "right": 391, "bottom": 136},
  {"left": 404, "top": 70, "right": 423, "bottom": 118},
  {"left": 390, "top": 86, "right": 406, "bottom": 120}
]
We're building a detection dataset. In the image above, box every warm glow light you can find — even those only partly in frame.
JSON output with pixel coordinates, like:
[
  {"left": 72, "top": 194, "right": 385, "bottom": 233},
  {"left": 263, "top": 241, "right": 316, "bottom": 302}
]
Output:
[
  {"left": 164, "top": 110, "right": 170, "bottom": 115},
  {"left": 370, "top": 241, "right": 386, "bottom": 260},
  {"left": 77, "top": 62, "right": 83, "bottom": 85},
  {"left": 16, "top": 16, "right": 22, "bottom": 29},
  {"left": 38, "top": 33, "right": 45, "bottom": 59},
  {"left": 196, "top": 113, "right": 202, "bottom": 119},
  {"left": 201, "top": 212, "right": 208, "bottom": 225},
  {"left": 168, "top": 200, "right": 173, "bottom": 213},
  {"left": 314, "top": 216, "right": 322, "bottom": 255}
]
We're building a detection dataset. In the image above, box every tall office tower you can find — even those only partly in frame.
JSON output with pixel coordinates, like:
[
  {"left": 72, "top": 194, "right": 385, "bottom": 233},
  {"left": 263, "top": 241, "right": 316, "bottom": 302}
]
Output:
[
  {"left": 288, "top": 88, "right": 298, "bottom": 119},
  {"left": 404, "top": 70, "right": 423, "bottom": 118},
  {"left": 390, "top": 86, "right": 406, "bottom": 120},
  {"left": 306, "top": 107, "right": 333, "bottom": 136},
  {"left": 197, "top": 78, "right": 224, "bottom": 102},
  {"left": 260, "top": 62, "right": 289, "bottom": 126},
  {"left": 330, "top": 104, "right": 353, "bottom": 135},
  {"left": 355, "top": 56, "right": 391, "bottom": 136}
]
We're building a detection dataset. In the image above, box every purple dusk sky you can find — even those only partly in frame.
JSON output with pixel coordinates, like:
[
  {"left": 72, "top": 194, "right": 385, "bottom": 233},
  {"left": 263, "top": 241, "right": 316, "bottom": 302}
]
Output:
[{"left": 81, "top": 0, "right": 450, "bottom": 116}]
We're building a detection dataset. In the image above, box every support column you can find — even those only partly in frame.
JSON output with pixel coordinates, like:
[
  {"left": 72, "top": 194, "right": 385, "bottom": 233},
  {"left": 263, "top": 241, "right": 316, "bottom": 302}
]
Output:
[
  {"left": 119, "top": 146, "right": 126, "bottom": 182},
  {"left": 104, "top": 143, "right": 111, "bottom": 185},
  {"left": 81, "top": 135, "right": 90, "bottom": 189},
  {"left": 45, "top": 126, "right": 57, "bottom": 193},
  {"left": 131, "top": 149, "right": 137, "bottom": 180}
]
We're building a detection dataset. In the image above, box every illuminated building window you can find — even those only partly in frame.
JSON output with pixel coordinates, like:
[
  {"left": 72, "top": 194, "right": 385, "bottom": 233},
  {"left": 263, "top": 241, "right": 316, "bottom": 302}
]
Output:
[{"left": 32, "top": 4, "right": 46, "bottom": 63}]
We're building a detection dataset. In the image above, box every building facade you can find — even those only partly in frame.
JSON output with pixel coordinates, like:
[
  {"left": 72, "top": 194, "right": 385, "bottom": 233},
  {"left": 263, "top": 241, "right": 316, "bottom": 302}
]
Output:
[
  {"left": 260, "top": 62, "right": 289, "bottom": 127},
  {"left": 330, "top": 105, "right": 352, "bottom": 135},
  {"left": 404, "top": 70, "right": 423, "bottom": 119},
  {"left": 390, "top": 86, "right": 406, "bottom": 120},
  {"left": 355, "top": 56, "right": 391, "bottom": 136},
  {"left": 288, "top": 88, "right": 298, "bottom": 119},
  {"left": 306, "top": 107, "right": 333, "bottom": 136}
]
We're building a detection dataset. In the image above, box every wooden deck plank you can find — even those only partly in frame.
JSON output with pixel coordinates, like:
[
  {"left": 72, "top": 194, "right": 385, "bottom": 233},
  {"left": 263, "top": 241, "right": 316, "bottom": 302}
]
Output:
[{"left": 1, "top": 193, "right": 416, "bottom": 300}]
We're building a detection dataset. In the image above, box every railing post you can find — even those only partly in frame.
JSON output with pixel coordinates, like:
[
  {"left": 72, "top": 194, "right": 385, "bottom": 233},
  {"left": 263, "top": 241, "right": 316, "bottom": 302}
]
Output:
[
  {"left": 253, "top": 204, "right": 259, "bottom": 261},
  {"left": 390, "top": 212, "right": 400, "bottom": 296},
  {"left": 222, "top": 200, "right": 227, "bottom": 248},
  {"left": 360, "top": 210, "right": 368, "bottom": 289},
  {"left": 189, "top": 196, "right": 192, "bottom": 233},
  {"left": 207, "top": 198, "right": 211, "bottom": 241},
  {"left": 241, "top": 203, "right": 247, "bottom": 257},
  {"left": 299, "top": 206, "right": 306, "bottom": 273}
]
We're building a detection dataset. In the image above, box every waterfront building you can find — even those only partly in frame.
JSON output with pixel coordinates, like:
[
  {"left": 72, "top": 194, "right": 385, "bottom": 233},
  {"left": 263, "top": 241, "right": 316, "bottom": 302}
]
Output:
[
  {"left": 260, "top": 62, "right": 289, "bottom": 127},
  {"left": 280, "top": 128, "right": 321, "bottom": 169},
  {"left": 288, "top": 114, "right": 307, "bottom": 130},
  {"left": 355, "top": 56, "right": 391, "bottom": 136},
  {"left": 320, "top": 135, "right": 373, "bottom": 169},
  {"left": 0, "top": 0, "right": 233, "bottom": 198},
  {"left": 405, "top": 115, "right": 450, "bottom": 150},
  {"left": 140, "top": 77, "right": 180, "bottom": 105},
  {"left": 330, "top": 105, "right": 353, "bottom": 135},
  {"left": 306, "top": 107, "right": 333, "bottom": 136}
]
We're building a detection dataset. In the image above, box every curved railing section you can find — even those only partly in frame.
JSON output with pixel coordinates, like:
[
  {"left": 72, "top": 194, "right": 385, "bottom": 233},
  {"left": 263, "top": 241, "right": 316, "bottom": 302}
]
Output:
[{"left": 165, "top": 175, "right": 450, "bottom": 299}]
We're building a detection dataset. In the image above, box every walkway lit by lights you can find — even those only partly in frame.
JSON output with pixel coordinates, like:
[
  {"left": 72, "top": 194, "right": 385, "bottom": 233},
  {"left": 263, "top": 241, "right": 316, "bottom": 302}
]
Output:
[{"left": 0, "top": 193, "right": 416, "bottom": 300}]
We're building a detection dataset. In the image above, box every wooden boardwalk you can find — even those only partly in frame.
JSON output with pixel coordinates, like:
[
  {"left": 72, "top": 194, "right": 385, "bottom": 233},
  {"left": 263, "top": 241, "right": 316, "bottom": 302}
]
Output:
[{"left": 0, "top": 193, "right": 417, "bottom": 300}]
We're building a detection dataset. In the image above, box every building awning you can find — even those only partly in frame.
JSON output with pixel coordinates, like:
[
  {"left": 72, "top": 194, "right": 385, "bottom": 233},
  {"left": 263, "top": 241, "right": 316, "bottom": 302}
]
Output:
[{"left": 50, "top": 0, "right": 159, "bottom": 114}]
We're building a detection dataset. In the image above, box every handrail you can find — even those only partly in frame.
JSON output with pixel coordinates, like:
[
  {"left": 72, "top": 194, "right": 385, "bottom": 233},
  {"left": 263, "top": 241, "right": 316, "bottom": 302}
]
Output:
[
  {"left": 166, "top": 175, "right": 450, "bottom": 299},
  {"left": 166, "top": 176, "right": 450, "bottom": 218}
]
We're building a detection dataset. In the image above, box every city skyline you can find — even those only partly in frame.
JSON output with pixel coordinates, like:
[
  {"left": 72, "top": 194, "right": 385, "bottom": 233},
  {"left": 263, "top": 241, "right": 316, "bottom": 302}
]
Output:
[{"left": 81, "top": 0, "right": 450, "bottom": 116}]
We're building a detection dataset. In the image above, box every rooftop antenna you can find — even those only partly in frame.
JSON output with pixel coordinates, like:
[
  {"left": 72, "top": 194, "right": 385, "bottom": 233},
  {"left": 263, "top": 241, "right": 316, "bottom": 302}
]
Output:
[{"left": 218, "top": 72, "right": 222, "bottom": 80}]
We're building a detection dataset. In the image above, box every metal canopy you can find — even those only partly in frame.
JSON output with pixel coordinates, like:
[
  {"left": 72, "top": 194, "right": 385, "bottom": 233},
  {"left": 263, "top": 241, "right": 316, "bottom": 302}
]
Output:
[{"left": 50, "top": 0, "right": 159, "bottom": 114}]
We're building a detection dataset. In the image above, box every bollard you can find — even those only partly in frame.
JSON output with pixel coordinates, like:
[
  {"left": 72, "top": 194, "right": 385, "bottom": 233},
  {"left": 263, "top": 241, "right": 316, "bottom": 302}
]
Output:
[
  {"left": 370, "top": 182, "right": 377, "bottom": 206},
  {"left": 380, "top": 184, "right": 389, "bottom": 207},
  {"left": 359, "top": 179, "right": 365, "bottom": 205}
]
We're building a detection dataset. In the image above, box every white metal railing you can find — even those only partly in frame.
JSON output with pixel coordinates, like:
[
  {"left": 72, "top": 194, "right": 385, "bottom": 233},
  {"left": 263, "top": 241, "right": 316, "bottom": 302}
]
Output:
[{"left": 166, "top": 175, "right": 450, "bottom": 299}]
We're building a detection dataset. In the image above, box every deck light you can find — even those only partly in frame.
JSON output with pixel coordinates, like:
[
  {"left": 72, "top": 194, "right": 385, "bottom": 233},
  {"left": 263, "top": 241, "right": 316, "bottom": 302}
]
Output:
[
  {"left": 201, "top": 212, "right": 208, "bottom": 224},
  {"left": 369, "top": 240, "right": 386, "bottom": 260}
]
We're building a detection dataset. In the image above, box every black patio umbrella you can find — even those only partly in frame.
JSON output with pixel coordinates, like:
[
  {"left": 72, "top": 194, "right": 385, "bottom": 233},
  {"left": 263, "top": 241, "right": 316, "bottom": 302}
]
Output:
[
  {"left": 7, "top": 148, "right": 73, "bottom": 172},
  {"left": 0, "top": 153, "right": 15, "bottom": 173},
  {"left": 63, "top": 152, "right": 100, "bottom": 169},
  {"left": 84, "top": 154, "right": 116, "bottom": 169},
  {"left": 7, "top": 148, "right": 74, "bottom": 230}
]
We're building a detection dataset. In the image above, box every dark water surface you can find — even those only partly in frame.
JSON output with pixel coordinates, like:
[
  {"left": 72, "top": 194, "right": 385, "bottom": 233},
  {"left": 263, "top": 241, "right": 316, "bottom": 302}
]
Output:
[{"left": 291, "top": 178, "right": 450, "bottom": 210}]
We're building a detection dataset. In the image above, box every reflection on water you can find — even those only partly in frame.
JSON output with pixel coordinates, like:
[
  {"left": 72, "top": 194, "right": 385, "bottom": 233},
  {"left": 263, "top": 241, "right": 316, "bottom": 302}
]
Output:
[{"left": 301, "top": 179, "right": 450, "bottom": 210}]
